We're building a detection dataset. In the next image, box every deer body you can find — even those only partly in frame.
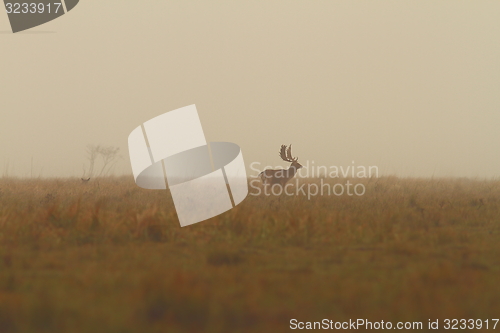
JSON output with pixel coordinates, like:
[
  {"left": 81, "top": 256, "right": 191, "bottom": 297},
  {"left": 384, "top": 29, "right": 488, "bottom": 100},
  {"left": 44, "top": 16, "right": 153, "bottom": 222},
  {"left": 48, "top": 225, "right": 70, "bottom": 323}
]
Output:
[{"left": 259, "top": 145, "right": 303, "bottom": 187}]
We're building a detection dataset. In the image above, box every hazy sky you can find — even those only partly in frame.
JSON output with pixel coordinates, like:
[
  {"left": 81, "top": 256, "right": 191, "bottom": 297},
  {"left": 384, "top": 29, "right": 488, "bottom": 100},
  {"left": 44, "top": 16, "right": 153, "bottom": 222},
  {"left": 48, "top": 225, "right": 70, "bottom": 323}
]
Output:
[{"left": 1, "top": 1, "right": 499, "bottom": 178}]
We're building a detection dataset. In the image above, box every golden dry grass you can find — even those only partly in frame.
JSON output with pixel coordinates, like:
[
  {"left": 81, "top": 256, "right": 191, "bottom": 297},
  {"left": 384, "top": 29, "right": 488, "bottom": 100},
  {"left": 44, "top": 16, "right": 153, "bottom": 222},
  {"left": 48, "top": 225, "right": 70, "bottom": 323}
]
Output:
[{"left": 0, "top": 176, "right": 499, "bottom": 332}]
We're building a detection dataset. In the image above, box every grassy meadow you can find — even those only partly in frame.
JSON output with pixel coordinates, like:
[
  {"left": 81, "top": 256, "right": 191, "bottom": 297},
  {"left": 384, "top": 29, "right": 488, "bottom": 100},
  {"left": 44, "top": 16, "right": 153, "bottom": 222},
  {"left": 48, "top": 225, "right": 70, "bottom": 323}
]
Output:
[{"left": 0, "top": 176, "right": 499, "bottom": 332}]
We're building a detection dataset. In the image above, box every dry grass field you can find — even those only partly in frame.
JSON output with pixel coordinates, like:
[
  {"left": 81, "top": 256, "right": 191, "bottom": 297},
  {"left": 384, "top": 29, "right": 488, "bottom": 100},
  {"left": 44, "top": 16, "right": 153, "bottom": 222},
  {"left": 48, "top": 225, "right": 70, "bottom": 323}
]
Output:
[{"left": 0, "top": 176, "right": 499, "bottom": 332}]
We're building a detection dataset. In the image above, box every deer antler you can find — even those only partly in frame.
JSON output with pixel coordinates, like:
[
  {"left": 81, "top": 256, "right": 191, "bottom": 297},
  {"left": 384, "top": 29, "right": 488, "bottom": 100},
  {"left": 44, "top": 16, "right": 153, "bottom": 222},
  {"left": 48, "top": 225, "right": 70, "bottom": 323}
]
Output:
[
  {"left": 279, "top": 145, "right": 290, "bottom": 161},
  {"left": 286, "top": 144, "right": 298, "bottom": 162},
  {"left": 279, "top": 144, "right": 298, "bottom": 162}
]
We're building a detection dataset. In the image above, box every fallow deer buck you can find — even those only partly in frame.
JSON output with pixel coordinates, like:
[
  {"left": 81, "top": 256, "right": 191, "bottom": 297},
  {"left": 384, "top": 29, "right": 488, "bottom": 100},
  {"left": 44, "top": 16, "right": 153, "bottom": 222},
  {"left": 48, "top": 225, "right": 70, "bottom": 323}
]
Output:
[{"left": 259, "top": 144, "right": 303, "bottom": 188}]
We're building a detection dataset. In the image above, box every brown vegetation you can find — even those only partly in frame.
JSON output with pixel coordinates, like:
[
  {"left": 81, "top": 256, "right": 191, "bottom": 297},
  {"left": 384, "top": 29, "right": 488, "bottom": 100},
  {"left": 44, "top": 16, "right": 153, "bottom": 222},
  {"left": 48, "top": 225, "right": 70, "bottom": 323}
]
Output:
[{"left": 0, "top": 176, "right": 499, "bottom": 332}]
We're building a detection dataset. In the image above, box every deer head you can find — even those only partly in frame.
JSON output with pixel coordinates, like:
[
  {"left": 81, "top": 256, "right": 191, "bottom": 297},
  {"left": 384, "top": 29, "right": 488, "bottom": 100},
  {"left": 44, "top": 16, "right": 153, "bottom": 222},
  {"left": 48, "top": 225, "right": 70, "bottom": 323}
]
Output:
[{"left": 279, "top": 144, "right": 303, "bottom": 172}]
